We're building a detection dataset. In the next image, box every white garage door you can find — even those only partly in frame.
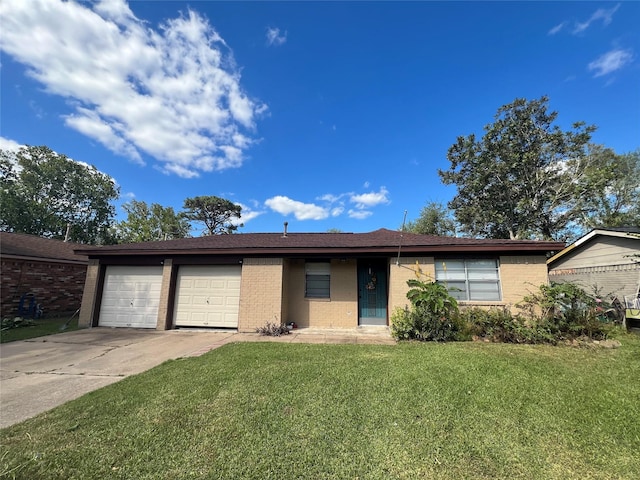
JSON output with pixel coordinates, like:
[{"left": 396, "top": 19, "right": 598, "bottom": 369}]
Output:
[
  {"left": 174, "top": 265, "right": 241, "bottom": 328},
  {"left": 99, "top": 266, "right": 163, "bottom": 328}
]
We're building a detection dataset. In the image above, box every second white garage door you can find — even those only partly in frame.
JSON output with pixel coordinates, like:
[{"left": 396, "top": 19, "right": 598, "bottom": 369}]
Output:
[{"left": 174, "top": 265, "right": 241, "bottom": 328}]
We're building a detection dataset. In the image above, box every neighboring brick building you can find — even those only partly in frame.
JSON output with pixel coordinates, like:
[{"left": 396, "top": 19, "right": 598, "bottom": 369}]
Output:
[
  {"left": 75, "top": 228, "right": 563, "bottom": 332},
  {"left": 1, "top": 232, "right": 88, "bottom": 318}
]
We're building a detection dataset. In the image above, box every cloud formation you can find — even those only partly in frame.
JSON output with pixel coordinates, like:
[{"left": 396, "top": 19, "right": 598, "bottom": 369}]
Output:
[
  {"left": 265, "top": 196, "right": 329, "bottom": 221},
  {"left": 588, "top": 48, "right": 634, "bottom": 77},
  {"left": 264, "top": 186, "right": 390, "bottom": 222},
  {"left": 573, "top": 3, "right": 620, "bottom": 34},
  {"left": 548, "top": 4, "right": 620, "bottom": 36},
  {"left": 0, "top": 0, "right": 266, "bottom": 178},
  {"left": 266, "top": 27, "right": 287, "bottom": 46}
]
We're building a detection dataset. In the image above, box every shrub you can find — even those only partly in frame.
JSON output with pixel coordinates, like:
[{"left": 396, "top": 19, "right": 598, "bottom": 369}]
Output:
[
  {"left": 456, "top": 307, "right": 555, "bottom": 344},
  {"left": 518, "top": 282, "right": 611, "bottom": 341},
  {"left": 391, "top": 280, "right": 461, "bottom": 341}
]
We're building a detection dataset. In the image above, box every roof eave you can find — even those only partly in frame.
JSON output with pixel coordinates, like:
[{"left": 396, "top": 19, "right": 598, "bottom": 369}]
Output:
[{"left": 78, "top": 243, "right": 563, "bottom": 258}]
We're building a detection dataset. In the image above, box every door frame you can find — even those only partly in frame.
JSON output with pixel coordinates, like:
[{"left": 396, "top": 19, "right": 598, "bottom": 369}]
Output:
[{"left": 357, "top": 260, "right": 389, "bottom": 326}]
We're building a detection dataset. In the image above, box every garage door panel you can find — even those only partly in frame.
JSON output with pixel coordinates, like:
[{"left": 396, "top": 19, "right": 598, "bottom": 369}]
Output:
[
  {"left": 174, "top": 266, "right": 241, "bottom": 328},
  {"left": 99, "top": 266, "right": 163, "bottom": 328}
]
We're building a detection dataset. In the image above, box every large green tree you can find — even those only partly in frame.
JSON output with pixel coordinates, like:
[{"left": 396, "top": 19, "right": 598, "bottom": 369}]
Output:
[
  {"left": 0, "top": 146, "right": 119, "bottom": 243},
  {"left": 575, "top": 146, "right": 640, "bottom": 229},
  {"left": 183, "top": 195, "right": 242, "bottom": 235},
  {"left": 405, "top": 201, "right": 458, "bottom": 236},
  {"left": 439, "top": 96, "right": 595, "bottom": 240},
  {"left": 117, "top": 200, "right": 191, "bottom": 243}
]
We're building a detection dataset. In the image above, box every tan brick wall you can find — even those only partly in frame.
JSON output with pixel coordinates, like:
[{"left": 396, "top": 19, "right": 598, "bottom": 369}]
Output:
[
  {"left": 388, "top": 255, "right": 549, "bottom": 317},
  {"left": 156, "top": 259, "right": 174, "bottom": 330},
  {"left": 238, "top": 258, "right": 284, "bottom": 332},
  {"left": 499, "top": 255, "right": 550, "bottom": 309},
  {"left": 388, "top": 257, "right": 435, "bottom": 316},
  {"left": 78, "top": 259, "right": 101, "bottom": 328},
  {"left": 285, "top": 259, "right": 358, "bottom": 328}
]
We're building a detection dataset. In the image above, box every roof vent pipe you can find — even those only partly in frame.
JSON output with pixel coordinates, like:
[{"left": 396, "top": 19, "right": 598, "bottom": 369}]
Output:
[{"left": 283, "top": 221, "right": 288, "bottom": 238}]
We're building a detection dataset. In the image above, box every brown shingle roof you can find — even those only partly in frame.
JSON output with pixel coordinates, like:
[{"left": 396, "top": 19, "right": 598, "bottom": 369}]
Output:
[
  {"left": 74, "top": 228, "right": 564, "bottom": 257},
  {"left": 0, "top": 232, "right": 88, "bottom": 264}
]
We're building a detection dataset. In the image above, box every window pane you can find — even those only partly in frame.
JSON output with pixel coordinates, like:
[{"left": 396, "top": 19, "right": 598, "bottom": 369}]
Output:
[
  {"left": 469, "top": 282, "right": 501, "bottom": 301},
  {"left": 306, "top": 274, "right": 330, "bottom": 298},
  {"left": 439, "top": 281, "right": 468, "bottom": 301},
  {"left": 435, "top": 260, "right": 466, "bottom": 281}
]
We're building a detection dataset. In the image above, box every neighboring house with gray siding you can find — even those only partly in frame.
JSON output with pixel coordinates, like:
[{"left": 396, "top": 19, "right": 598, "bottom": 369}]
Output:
[{"left": 547, "top": 228, "right": 640, "bottom": 301}]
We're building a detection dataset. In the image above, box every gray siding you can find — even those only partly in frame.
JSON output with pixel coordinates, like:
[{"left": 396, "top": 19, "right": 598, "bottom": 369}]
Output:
[
  {"left": 551, "top": 236, "right": 638, "bottom": 269},
  {"left": 549, "top": 264, "right": 639, "bottom": 299},
  {"left": 549, "top": 234, "right": 639, "bottom": 300}
]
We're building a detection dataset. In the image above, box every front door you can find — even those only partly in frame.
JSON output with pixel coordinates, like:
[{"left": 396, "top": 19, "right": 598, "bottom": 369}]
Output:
[{"left": 358, "top": 261, "right": 388, "bottom": 326}]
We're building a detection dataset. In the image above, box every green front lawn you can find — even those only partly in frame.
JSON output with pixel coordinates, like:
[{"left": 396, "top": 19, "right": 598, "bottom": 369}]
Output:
[
  {"left": 1, "top": 337, "right": 639, "bottom": 479},
  {"left": 0, "top": 316, "right": 79, "bottom": 344}
]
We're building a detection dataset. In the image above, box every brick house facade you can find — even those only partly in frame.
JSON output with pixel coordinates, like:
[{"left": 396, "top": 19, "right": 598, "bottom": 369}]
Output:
[
  {"left": 1, "top": 232, "right": 87, "bottom": 318},
  {"left": 75, "top": 229, "right": 563, "bottom": 332}
]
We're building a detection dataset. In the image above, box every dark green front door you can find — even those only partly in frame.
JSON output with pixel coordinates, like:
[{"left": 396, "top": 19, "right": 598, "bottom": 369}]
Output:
[{"left": 358, "top": 261, "right": 388, "bottom": 326}]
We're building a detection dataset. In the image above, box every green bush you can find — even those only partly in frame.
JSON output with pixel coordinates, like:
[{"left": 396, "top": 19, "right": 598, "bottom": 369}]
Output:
[
  {"left": 391, "top": 280, "right": 461, "bottom": 341},
  {"left": 518, "top": 282, "right": 611, "bottom": 341},
  {"left": 456, "top": 307, "right": 555, "bottom": 344}
]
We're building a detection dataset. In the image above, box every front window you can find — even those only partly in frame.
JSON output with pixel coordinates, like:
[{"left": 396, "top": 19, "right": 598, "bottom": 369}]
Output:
[
  {"left": 305, "top": 262, "right": 330, "bottom": 298},
  {"left": 435, "top": 259, "right": 501, "bottom": 301}
]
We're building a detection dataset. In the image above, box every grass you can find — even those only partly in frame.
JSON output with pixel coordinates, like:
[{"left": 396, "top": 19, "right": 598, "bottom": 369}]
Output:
[
  {"left": 1, "top": 335, "right": 639, "bottom": 479},
  {"left": 0, "top": 316, "right": 79, "bottom": 344}
]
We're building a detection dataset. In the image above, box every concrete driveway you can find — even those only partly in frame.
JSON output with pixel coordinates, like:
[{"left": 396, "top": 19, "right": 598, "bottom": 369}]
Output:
[
  {"left": 1, "top": 326, "right": 394, "bottom": 428},
  {"left": 0, "top": 328, "right": 237, "bottom": 428}
]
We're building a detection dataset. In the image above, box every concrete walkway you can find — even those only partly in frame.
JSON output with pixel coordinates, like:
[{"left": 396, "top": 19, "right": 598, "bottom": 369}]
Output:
[{"left": 0, "top": 327, "right": 394, "bottom": 428}]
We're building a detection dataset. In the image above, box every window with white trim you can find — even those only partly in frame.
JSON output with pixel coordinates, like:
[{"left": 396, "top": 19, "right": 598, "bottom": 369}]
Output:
[
  {"left": 435, "top": 259, "right": 501, "bottom": 301},
  {"left": 305, "top": 262, "right": 330, "bottom": 298}
]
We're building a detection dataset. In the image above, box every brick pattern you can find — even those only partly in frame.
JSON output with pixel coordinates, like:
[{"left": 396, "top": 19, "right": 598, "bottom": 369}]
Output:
[
  {"left": 499, "top": 255, "right": 549, "bottom": 309},
  {"left": 156, "top": 259, "right": 174, "bottom": 330},
  {"left": 285, "top": 259, "right": 358, "bottom": 329},
  {"left": 78, "top": 260, "right": 101, "bottom": 328},
  {"left": 388, "top": 257, "right": 435, "bottom": 315},
  {"left": 1, "top": 259, "right": 86, "bottom": 318},
  {"left": 238, "top": 258, "right": 284, "bottom": 332}
]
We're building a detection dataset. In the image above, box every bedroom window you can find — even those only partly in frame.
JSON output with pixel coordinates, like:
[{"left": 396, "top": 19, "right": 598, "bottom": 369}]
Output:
[
  {"left": 435, "top": 259, "right": 501, "bottom": 301},
  {"left": 305, "top": 262, "right": 330, "bottom": 298}
]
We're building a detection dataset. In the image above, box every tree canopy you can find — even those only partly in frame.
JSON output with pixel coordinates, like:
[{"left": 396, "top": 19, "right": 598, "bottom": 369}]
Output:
[
  {"left": 439, "top": 96, "right": 596, "bottom": 240},
  {"left": 183, "top": 195, "right": 242, "bottom": 235},
  {"left": 117, "top": 200, "right": 191, "bottom": 243},
  {"left": 405, "top": 201, "right": 458, "bottom": 236},
  {"left": 574, "top": 146, "right": 640, "bottom": 229},
  {"left": 0, "top": 146, "right": 119, "bottom": 243}
]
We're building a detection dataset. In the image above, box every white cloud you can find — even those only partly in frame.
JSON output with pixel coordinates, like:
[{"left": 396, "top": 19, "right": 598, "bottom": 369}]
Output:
[
  {"left": 588, "top": 48, "right": 634, "bottom": 77},
  {"left": 349, "top": 187, "right": 390, "bottom": 209},
  {"left": 348, "top": 209, "right": 373, "bottom": 220},
  {"left": 0, "top": 136, "right": 22, "bottom": 152},
  {"left": 266, "top": 27, "right": 287, "bottom": 46},
  {"left": 265, "top": 196, "right": 329, "bottom": 220},
  {"left": 331, "top": 207, "right": 344, "bottom": 217},
  {"left": 573, "top": 3, "right": 620, "bottom": 34},
  {"left": 235, "top": 202, "right": 263, "bottom": 225},
  {"left": 548, "top": 22, "right": 566, "bottom": 36},
  {"left": 0, "top": 0, "right": 265, "bottom": 178}
]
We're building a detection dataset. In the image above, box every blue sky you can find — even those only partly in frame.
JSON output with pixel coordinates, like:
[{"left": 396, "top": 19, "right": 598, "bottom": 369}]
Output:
[{"left": 1, "top": 1, "right": 638, "bottom": 235}]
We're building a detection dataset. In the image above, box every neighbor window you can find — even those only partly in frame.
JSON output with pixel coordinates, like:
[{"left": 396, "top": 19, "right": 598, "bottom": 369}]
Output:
[
  {"left": 305, "top": 262, "right": 330, "bottom": 298},
  {"left": 435, "top": 259, "right": 501, "bottom": 301}
]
